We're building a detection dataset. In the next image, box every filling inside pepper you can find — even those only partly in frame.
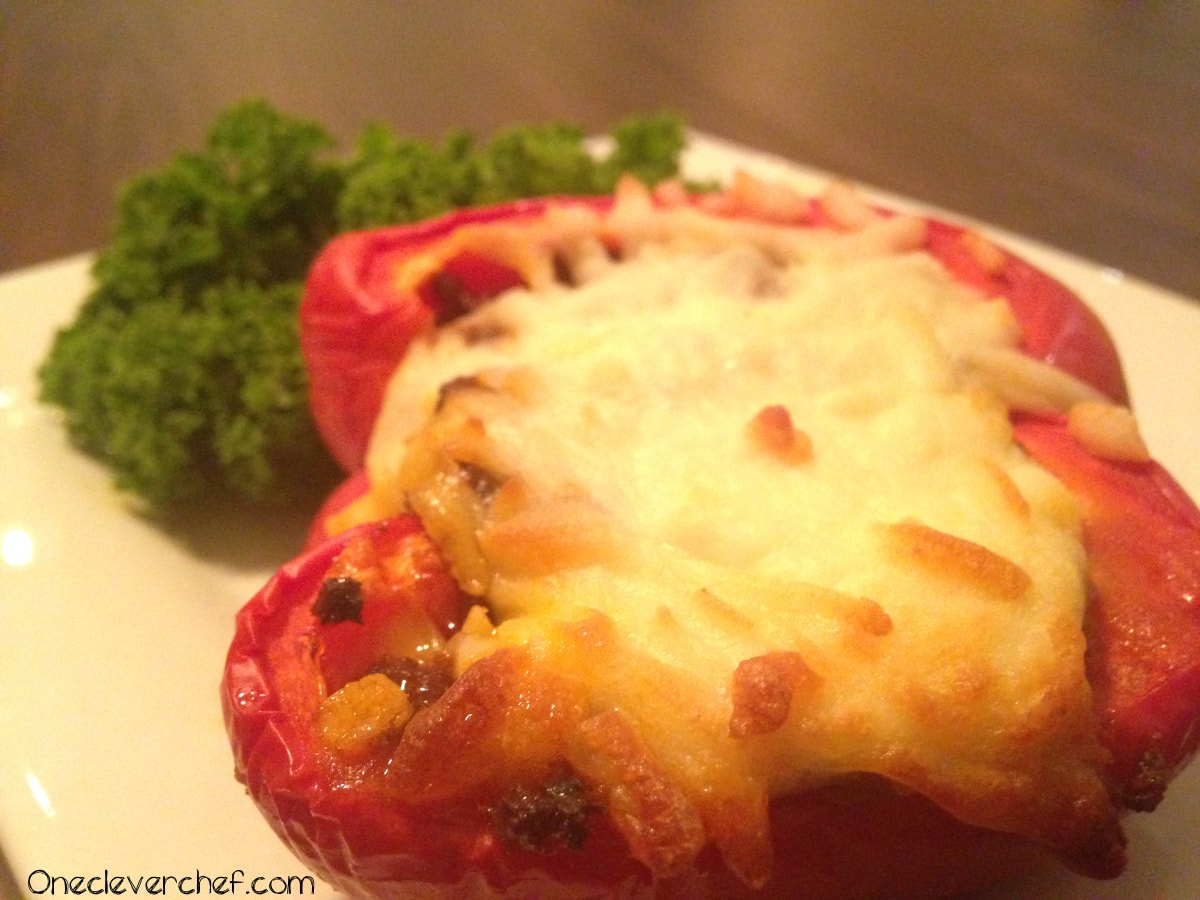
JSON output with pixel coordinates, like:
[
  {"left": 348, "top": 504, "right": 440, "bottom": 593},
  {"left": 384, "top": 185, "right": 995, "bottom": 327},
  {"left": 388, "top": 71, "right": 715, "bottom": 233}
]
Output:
[{"left": 310, "top": 176, "right": 1134, "bottom": 886}]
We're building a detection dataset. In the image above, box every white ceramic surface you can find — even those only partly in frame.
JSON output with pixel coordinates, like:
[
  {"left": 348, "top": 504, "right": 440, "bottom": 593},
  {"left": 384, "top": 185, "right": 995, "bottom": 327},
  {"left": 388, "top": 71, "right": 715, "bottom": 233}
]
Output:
[{"left": 1, "top": 136, "right": 1197, "bottom": 898}]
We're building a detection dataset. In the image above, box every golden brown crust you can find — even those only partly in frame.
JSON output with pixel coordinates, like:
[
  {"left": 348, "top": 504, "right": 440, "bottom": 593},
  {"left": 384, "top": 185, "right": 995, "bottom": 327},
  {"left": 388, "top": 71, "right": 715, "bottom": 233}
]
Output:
[
  {"left": 729, "top": 652, "right": 817, "bottom": 738},
  {"left": 883, "top": 520, "right": 1033, "bottom": 600},
  {"left": 746, "top": 404, "right": 813, "bottom": 466},
  {"left": 567, "top": 710, "right": 707, "bottom": 878},
  {"left": 385, "top": 647, "right": 587, "bottom": 802}
]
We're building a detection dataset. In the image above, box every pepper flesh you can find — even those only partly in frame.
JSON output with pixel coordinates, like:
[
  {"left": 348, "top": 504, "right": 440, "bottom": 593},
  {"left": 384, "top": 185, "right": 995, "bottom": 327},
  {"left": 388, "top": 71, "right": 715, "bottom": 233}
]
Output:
[
  {"left": 301, "top": 196, "right": 612, "bottom": 471},
  {"left": 1014, "top": 414, "right": 1200, "bottom": 808}
]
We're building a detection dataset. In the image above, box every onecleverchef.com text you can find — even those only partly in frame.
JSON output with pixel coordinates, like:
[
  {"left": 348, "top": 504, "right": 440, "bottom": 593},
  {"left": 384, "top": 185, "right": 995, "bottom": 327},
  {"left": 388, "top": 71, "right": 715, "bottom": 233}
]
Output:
[{"left": 25, "top": 869, "right": 316, "bottom": 896}]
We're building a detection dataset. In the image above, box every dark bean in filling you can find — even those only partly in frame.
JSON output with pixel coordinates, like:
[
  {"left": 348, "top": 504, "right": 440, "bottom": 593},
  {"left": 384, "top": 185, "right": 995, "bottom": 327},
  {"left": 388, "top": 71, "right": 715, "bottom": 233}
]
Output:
[
  {"left": 430, "top": 270, "right": 479, "bottom": 322},
  {"left": 456, "top": 461, "right": 503, "bottom": 500},
  {"left": 371, "top": 652, "right": 455, "bottom": 711},
  {"left": 456, "top": 317, "right": 512, "bottom": 345},
  {"left": 435, "top": 374, "right": 489, "bottom": 412},
  {"left": 311, "top": 576, "right": 364, "bottom": 624},
  {"left": 492, "top": 776, "right": 596, "bottom": 853},
  {"left": 551, "top": 252, "right": 577, "bottom": 287}
]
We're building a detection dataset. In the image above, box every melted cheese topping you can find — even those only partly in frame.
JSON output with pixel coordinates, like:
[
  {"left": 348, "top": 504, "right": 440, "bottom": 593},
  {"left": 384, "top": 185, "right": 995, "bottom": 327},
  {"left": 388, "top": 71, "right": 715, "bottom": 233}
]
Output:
[{"left": 356, "top": 187, "right": 1121, "bottom": 881}]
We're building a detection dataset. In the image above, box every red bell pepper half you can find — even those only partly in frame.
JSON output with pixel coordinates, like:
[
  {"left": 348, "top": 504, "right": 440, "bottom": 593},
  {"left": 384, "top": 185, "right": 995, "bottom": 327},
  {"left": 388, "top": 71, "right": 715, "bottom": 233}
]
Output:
[
  {"left": 225, "top": 181, "right": 1200, "bottom": 898},
  {"left": 223, "top": 517, "right": 1050, "bottom": 899}
]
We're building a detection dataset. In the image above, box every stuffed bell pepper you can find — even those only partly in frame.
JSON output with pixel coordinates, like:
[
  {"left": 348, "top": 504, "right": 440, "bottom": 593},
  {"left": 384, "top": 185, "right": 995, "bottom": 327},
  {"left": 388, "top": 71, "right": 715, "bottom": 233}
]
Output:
[{"left": 222, "top": 172, "right": 1200, "bottom": 899}]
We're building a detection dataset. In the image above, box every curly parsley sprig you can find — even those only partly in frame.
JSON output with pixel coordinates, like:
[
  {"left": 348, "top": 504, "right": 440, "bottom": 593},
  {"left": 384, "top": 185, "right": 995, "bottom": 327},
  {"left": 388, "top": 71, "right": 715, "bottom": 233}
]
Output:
[{"left": 37, "top": 100, "right": 690, "bottom": 510}]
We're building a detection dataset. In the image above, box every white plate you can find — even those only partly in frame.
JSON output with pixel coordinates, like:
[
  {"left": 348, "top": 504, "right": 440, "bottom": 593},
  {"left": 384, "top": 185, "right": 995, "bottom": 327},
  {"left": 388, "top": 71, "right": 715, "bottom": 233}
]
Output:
[{"left": 1, "top": 135, "right": 1197, "bottom": 899}]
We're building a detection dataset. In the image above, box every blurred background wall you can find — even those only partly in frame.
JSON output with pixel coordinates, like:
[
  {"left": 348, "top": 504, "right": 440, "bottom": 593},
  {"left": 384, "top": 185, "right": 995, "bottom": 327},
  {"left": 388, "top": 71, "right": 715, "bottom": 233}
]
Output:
[{"left": 1, "top": 0, "right": 1197, "bottom": 297}]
